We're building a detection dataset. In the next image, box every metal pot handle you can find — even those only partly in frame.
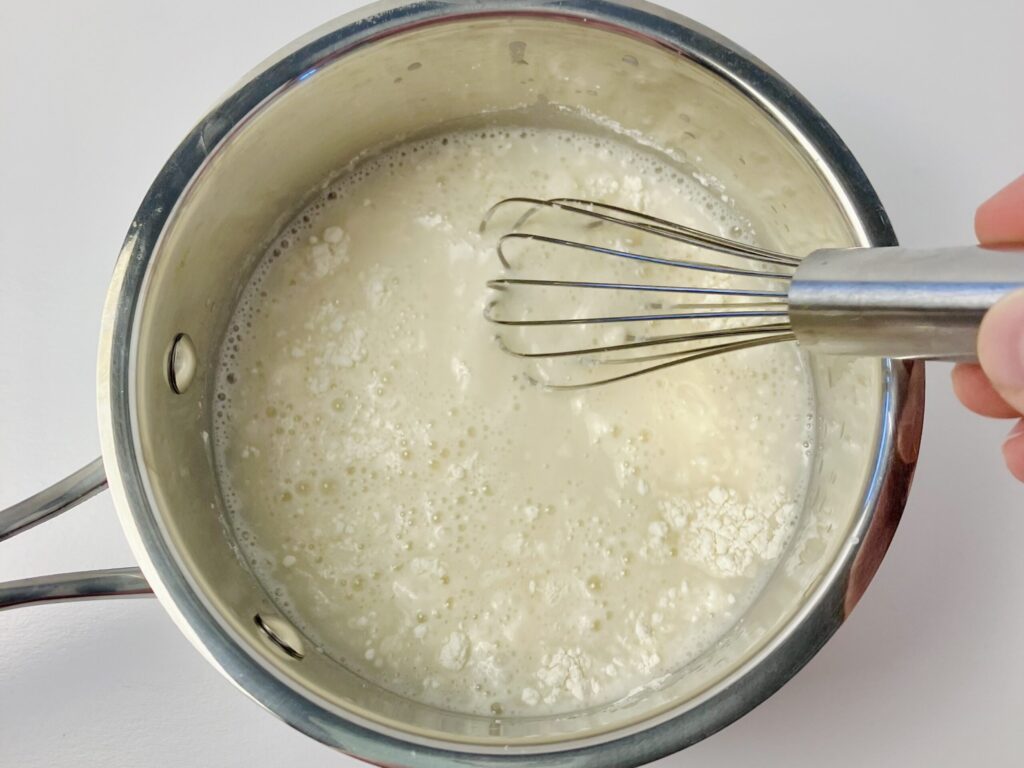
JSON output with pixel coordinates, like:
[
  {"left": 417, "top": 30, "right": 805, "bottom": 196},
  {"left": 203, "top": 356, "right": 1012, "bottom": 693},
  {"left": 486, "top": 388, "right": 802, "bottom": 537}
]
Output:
[{"left": 0, "top": 458, "right": 152, "bottom": 610}]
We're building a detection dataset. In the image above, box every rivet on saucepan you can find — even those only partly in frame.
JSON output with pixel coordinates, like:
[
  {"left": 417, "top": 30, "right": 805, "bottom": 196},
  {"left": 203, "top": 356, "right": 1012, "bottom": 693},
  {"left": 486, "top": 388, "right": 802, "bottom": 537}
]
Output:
[
  {"left": 254, "top": 613, "right": 305, "bottom": 660},
  {"left": 167, "top": 333, "right": 197, "bottom": 394}
]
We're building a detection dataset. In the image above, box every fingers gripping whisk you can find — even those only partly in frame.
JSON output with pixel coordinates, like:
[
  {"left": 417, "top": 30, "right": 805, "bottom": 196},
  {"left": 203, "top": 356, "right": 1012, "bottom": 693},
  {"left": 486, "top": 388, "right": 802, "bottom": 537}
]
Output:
[{"left": 480, "top": 197, "right": 799, "bottom": 389}]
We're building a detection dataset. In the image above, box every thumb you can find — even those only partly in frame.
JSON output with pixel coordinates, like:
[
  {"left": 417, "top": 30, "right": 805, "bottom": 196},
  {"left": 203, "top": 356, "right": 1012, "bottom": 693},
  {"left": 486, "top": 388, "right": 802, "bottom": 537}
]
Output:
[
  {"left": 978, "top": 288, "right": 1024, "bottom": 414},
  {"left": 978, "top": 289, "right": 1024, "bottom": 482}
]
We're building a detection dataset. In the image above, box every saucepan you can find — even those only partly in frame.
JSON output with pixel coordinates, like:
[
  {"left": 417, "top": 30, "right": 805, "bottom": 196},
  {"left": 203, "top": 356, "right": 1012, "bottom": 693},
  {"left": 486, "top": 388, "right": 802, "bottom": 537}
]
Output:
[{"left": 0, "top": 1, "right": 923, "bottom": 765}]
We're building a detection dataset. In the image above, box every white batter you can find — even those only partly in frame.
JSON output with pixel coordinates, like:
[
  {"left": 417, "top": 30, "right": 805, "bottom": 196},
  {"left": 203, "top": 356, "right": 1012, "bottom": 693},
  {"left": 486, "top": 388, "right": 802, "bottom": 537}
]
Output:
[{"left": 214, "top": 127, "right": 813, "bottom": 716}]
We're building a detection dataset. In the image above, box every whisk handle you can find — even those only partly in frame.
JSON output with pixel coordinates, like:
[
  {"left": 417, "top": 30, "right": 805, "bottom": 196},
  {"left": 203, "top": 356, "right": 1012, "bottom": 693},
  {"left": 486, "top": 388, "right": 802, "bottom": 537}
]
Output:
[{"left": 788, "top": 245, "right": 1024, "bottom": 361}]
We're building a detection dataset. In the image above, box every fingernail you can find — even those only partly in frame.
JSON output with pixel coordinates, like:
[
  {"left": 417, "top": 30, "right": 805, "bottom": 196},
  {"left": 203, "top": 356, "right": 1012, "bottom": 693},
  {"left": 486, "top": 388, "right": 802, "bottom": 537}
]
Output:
[
  {"left": 1005, "top": 419, "right": 1024, "bottom": 447},
  {"left": 978, "top": 289, "right": 1024, "bottom": 390},
  {"left": 976, "top": 174, "right": 1024, "bottom": 244}
]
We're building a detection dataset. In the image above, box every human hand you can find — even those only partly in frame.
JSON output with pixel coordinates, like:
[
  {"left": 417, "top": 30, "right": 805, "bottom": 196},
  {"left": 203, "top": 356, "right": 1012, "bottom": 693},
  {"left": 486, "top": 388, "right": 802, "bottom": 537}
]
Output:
[{"left": 951, "top": 174, "right": 1024, "bottom": 481}]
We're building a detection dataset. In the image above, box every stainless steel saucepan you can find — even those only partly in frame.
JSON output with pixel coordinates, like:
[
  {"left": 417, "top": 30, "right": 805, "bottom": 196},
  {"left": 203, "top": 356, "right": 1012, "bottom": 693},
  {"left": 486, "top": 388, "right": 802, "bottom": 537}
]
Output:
[{"left": 0, "top": 1, "right": 923, "bottom": 765}]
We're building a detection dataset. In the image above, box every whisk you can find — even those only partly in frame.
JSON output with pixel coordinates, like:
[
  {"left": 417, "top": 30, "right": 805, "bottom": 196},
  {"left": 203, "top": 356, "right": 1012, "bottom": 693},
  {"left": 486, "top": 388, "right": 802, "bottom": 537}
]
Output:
[{"left": 480, "top": 197, "right": 1024, "bottom": 389}]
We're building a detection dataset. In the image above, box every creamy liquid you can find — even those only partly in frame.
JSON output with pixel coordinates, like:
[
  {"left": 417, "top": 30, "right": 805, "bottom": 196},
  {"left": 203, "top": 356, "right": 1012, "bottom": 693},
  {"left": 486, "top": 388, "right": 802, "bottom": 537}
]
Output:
[{"left": 214, "top": 127, "right": 813, "bottom": 716}]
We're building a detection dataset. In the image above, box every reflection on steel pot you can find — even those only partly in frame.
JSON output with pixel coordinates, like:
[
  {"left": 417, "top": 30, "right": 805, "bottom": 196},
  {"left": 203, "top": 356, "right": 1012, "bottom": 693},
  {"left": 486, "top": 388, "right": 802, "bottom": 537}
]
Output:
[{"left": 0, "top": 1, "right": 923, "bottom": 766}]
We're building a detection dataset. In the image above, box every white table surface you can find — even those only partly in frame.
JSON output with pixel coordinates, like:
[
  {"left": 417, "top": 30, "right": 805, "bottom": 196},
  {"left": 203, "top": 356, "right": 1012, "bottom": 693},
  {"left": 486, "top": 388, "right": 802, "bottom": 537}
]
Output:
[{"left": 2, "top": 1, "right": 1022, "bottom": 765}]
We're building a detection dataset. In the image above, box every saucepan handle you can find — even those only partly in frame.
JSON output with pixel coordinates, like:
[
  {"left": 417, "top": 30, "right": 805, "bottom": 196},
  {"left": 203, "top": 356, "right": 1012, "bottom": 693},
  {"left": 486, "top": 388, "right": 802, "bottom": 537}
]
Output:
[{"left": 0, "top": 458, "right": 152, "bottom": 610}]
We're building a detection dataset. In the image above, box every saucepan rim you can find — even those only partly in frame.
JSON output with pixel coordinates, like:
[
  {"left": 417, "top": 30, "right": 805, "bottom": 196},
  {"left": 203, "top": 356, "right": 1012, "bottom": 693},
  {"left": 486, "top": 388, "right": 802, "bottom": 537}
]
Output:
[{"left": 96, "top": 1, "right": 922, "bottom": 765}]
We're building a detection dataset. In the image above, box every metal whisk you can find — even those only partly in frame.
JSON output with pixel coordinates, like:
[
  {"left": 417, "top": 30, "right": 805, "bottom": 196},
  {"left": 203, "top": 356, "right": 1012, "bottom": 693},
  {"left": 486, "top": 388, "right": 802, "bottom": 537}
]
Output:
[{"left": 481, "top": 197, "right": 1024, "bottom": 389}]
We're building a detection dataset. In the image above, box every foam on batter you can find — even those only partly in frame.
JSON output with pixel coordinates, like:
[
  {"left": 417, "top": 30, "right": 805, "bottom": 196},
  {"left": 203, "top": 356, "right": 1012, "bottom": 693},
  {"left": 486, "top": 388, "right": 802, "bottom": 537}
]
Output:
[{"left": 213, "top": 127, "right": 814, "bottom": 716}]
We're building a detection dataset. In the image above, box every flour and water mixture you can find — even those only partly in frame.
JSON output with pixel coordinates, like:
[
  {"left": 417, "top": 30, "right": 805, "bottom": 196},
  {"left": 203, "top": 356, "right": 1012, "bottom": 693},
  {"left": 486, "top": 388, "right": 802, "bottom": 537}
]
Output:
[{"left": 214, "top": 125, "right": 814, "bottom": 717}]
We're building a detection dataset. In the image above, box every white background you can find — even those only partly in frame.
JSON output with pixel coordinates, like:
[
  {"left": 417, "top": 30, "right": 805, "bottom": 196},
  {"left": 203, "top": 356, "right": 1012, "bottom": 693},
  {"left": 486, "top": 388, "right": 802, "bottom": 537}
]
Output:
[{"left": 1, "top": 1, "right": 1022, "bottom": 765}]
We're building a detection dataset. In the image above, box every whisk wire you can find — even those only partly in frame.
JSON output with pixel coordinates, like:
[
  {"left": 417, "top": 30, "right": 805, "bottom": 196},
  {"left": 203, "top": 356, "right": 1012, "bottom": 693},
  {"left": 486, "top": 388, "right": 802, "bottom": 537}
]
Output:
[
  {"left": 496, "top": 322, "right": 793, "bottom": 359},
  {"left": 482, "top": 196, "right": 801, "bottom": 268},
  {"left": 529, "top": 332, "right": 798, "bottom": 390},
  {"left": 486, "top": 277, "right": 788, "bottom": 299},
  {"left": 496, "top": 232, "right": 794, "bottom": 281},
  {"left": 484, "top": 304, "right": 788, "bottom": 327},
  {"left": 547, "top": 198, "right": 801, "bottom": 267}
]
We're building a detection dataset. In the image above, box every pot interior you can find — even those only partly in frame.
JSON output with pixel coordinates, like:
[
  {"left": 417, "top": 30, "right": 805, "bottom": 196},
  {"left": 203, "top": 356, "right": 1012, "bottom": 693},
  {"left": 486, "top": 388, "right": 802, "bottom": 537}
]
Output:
[{"left": 130, "top": 12, "right": 885, "bottom": 749}]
